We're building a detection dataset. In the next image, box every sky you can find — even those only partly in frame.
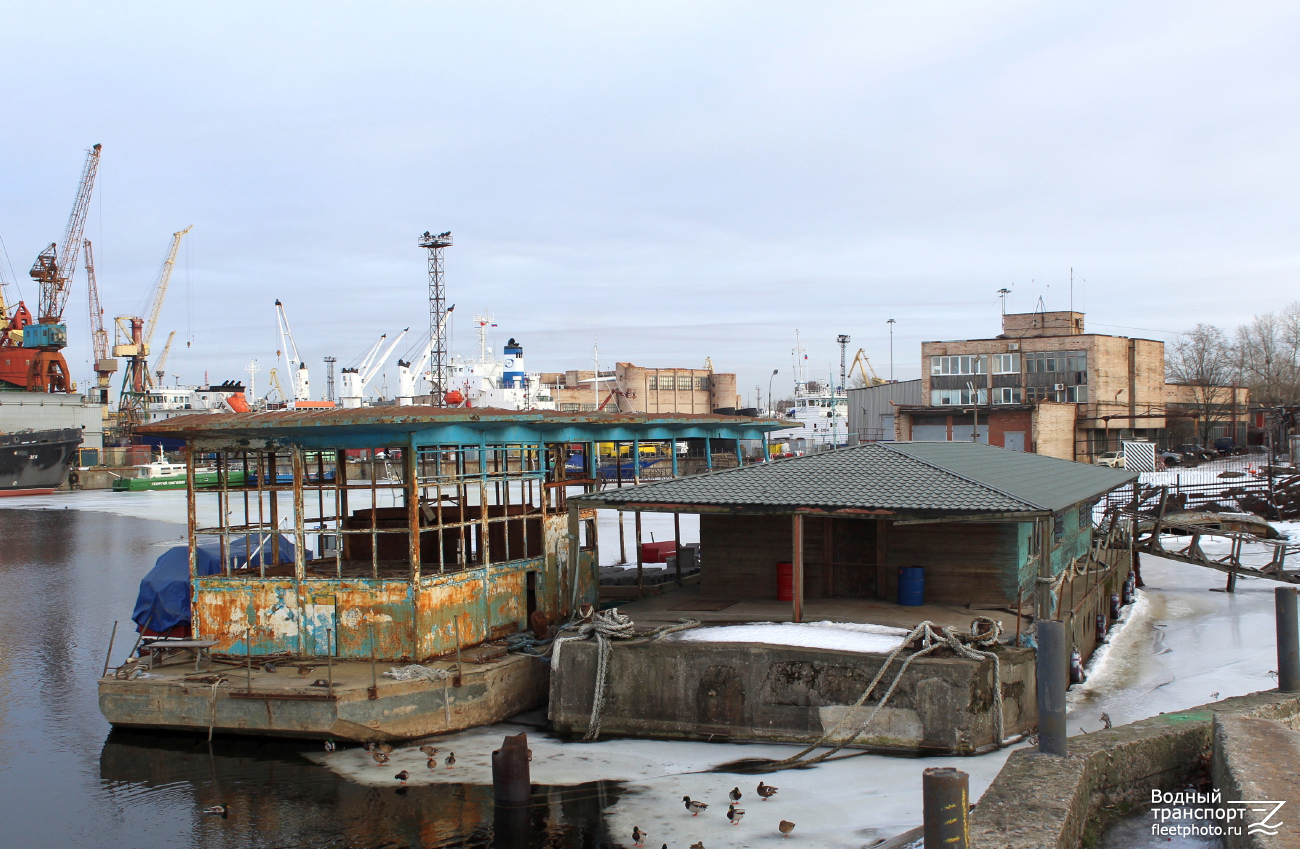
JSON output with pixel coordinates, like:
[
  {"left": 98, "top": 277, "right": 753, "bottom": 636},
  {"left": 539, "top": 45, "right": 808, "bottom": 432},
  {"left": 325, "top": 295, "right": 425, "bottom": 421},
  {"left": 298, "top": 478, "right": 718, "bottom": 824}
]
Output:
[{"left": 3, "top": 1, "right": 1300, "bottom": 407}]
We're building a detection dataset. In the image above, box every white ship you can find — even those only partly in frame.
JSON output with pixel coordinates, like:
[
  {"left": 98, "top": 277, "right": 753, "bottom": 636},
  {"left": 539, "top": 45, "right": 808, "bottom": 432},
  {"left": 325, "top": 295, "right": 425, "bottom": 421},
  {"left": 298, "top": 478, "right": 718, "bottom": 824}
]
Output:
[
  {"left": 404, "top": 313, "right": 555, "bottom": 410},
  {"left": 776, "top": 333, "right": 848, "bottom": 452},
  {"left": 137, "top": 381, "right": 252, "bottom": 424}
]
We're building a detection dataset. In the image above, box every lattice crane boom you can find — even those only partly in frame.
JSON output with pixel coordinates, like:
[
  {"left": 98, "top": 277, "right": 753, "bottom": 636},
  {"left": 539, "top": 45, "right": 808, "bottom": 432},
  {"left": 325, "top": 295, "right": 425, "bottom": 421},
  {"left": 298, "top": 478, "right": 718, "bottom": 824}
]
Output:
[
  {"left": 142, "top": 226, "right": 191, "bottom": 353},
  {"left": 153, "top": 330, "right": 176, "bottom": 386},
  {"left": 29, "top": 144, "right": 101, "bottom": 324},
  {"left": 83, "top": 240, "right": 108, "bottom": 365}
]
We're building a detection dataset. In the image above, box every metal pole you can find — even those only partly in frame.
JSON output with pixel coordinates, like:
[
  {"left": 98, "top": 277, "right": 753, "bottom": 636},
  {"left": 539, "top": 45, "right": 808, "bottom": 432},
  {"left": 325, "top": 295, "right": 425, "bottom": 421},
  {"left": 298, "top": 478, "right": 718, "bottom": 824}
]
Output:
[
  {"left": 618, "top": 511, "right": 626, "bottom": 563},
  {"left": 1277, "top": 588, "right": 1300, "bottom": 693},
  {"left": 922, "top": 767, "right": 969, "bottom": 849},
  {"left": 1036, "top": 619, "right": 1068, "bottom": 756},
  {"left": 674, "top": 513, "right": 683, "bottom": 586},
  {"left": 635, "top": 511, "right": 644, "bottom": 597},
  {"left": 101, "top": 621, "right": 118, "bottom": 678},
  {"left": 327, "top": 627, "right": 333, "bottom": 696}
]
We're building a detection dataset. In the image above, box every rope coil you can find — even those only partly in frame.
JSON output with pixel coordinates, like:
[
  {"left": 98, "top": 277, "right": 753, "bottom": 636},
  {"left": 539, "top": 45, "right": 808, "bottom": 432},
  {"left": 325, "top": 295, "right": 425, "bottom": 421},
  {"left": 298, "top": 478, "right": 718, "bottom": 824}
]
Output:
[{"left": 555, "top": 608, "right": 699, "bottom": 742}]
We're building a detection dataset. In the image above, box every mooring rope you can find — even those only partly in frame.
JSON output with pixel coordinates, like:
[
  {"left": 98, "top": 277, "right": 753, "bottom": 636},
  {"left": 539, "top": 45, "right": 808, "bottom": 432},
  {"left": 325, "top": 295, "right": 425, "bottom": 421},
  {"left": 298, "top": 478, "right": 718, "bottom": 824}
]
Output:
[
  {"left": 752, "top": 616, "right": 1006, "bottom": 773},
  {"left": 553, "top": 608, "right": 700, "bottom": 742}
]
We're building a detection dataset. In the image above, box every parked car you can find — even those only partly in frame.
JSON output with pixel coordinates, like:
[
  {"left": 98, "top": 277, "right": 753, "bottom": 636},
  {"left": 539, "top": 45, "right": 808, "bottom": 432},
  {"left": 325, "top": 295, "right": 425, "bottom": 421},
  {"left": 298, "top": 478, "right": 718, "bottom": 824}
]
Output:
[
  {"left": 1160, "top": 449, "right": 1196, "bottom": 467},
  {"left": 1095, "top": 451, "right": 1125, "bottom": 468},
  {"left": 1176, "top": 443, "right": 1217, "bottom": 463},
  {"left": 1213, "top": 437, "right": 1240, "bottom": 455}
]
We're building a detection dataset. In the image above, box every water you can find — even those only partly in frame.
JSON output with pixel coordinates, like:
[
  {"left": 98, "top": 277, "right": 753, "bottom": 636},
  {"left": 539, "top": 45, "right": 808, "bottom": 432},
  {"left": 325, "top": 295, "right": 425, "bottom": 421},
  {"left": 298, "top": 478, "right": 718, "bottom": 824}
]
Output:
[{"left": 0, "top": 507, "right": 621, "bottom": 848}]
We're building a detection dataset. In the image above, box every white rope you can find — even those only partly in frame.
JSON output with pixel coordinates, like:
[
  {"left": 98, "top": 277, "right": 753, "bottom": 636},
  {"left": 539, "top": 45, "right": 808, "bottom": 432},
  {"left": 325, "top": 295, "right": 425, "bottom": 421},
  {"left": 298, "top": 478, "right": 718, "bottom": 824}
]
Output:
[
  {"left": 555, "top": 608, "right": 700, "bottom": 742},
  {"left": 753, "top": 617, "right": 1005, "bottom": 773}
]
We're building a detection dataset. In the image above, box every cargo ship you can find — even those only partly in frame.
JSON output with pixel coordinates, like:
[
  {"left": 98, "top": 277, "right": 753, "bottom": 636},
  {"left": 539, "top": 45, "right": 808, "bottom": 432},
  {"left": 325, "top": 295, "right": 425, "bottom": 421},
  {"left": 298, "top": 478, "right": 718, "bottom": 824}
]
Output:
[{"left": 0, "top": 427, "right": 83, "bottom": 496}]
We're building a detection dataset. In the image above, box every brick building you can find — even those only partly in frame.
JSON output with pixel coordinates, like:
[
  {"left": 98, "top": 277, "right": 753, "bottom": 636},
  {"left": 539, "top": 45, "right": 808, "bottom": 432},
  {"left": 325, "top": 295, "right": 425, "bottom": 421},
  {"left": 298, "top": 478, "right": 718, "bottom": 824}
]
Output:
[
  {"left": 894, "top": 310, "right": 1234, "bottom": 460},
  {"left": 543, "top": 362, "right": 741, "bottom": 414}
]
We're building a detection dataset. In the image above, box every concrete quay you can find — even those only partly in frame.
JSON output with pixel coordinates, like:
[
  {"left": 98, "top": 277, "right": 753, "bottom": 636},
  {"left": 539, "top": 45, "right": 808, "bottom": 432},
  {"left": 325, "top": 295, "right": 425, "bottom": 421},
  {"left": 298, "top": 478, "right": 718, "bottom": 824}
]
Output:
[
  {"left": 549, "top": 637, "right": 1036, "bottom": 754},
  {"left": 1212, "top": 715, "right": 1300, "bottom": 849},
  {"left": 969, "top": 690, "right": 1300, "bottom": 849},
  {"left": 99, "top": 652, "right": 546, "bottom": 742}
]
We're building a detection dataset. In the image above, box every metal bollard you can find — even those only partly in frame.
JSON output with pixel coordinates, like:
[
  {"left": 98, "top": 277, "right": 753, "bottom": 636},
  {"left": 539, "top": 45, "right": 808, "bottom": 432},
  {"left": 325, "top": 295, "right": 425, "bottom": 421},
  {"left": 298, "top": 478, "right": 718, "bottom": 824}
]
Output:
[
  {"left": 491, "top": 731, "right": 531, "bottom": 807},
  {"left": 1277, "top": 588, "right": 1300, "bottom": 693},
  {"left": 1036, "top": 619, "right": 1068, "bottom": 756},
  {"left": 922, "top": 767, "right": 969, "bottom": 849}
]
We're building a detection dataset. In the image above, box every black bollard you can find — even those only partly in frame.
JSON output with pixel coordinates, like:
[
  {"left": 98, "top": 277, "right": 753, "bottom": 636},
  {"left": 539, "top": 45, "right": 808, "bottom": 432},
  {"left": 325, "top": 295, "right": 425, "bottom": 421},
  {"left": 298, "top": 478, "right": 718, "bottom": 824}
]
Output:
[
  {"left": 1036, "top": 619, "right": 1068, "bottom": 756},
  {"left": 1277, "top": 588, "right": 1300, "bottom": 693},
  {"left": 491, "top": 732, "right": 531, "bottom": 807},
  {"left": 922, "top": 767, "right": 969, "bottom": 849}
]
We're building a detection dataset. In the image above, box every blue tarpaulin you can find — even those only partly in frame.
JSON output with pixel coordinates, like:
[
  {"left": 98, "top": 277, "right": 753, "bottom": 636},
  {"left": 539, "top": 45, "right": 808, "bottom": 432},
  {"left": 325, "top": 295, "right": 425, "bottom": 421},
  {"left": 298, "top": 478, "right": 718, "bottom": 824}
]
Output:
[{"left": 131, "top": 535, "right": 306, "bottom": 634}]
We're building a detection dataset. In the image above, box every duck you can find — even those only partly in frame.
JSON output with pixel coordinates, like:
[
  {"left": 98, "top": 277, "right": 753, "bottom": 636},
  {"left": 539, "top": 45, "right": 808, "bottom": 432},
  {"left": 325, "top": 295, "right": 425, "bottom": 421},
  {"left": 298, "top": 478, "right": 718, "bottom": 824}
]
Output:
[
  {"left": 690, "top": 843, "right": 705, "bottom": 849},
  {"left": 377, "top": 742, "right": 394, "bottom": 754},
  {"left": 757, "top": 781, "right": 778, "bottom": 800},
  {"left": 419, "top": 744, "right": 438, "bottom": 756},
  {"left": 202, "top": 804, "right": 229, "bottom": 817},
  {"left": 779, "top": 819, "right": 796, "bottom": 837},
  {"left": 632, "top": 825, "right": 646, "bottom": 846},
  {"left": 372, "top": 751, "right": 390, "bottom": 765},
  {"left": 394, "top": 770, "right": 410, "bottom": 786},
  {"left": 323, "top": 738, "right": 336, "bottom": 753},
  {"left": 262, "top": 662, "right": 278, "bottom": 674},
  {"left": 427, "top": 757, "right": 437, "bottom": 771},
  {"left": 728, "top": 786, "right": 742, "bottom": 803},
  {"left": 683, "top": 796, "right": 708, "bottom": 816},
  {"left": 728, "top": 804, "right": 745, "bottom": 825},
  {"left": 445, "top": 752, "right": 456, "bottom": 769},
  {"left": 297, "top": 665, "right": 315, "bottom": 676},
  {"left": 362, "top": 742, "right": 374, "bottom": 753}
]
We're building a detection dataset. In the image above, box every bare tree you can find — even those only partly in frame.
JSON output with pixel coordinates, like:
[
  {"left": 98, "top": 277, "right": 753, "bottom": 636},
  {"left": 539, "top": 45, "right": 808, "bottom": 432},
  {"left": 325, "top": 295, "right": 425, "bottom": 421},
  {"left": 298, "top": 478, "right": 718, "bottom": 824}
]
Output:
[
  {"left": 1233, "top": 312, "right": 1298, "bottom": 406},
  {"left": 1167, "top": 324, "right": 1234, "bottom": 446}
]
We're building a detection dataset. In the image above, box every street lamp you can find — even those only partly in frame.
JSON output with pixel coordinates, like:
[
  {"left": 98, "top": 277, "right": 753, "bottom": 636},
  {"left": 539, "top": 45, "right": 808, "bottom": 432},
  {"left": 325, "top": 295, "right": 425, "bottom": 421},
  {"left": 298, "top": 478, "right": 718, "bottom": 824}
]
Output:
[
  {"left": 886, "top": 319, "right": 896, "bottom": 381},
  {"left": 768, "top": 369, "right": 779, "bottom": 416}
]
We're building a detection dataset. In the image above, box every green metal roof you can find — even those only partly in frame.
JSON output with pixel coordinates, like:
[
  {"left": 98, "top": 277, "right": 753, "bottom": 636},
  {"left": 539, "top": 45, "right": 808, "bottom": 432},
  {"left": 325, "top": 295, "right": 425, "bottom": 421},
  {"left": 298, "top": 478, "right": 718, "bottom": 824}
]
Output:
[{"left": 572, "top": 441, "right": 1137, "bottom": 517}]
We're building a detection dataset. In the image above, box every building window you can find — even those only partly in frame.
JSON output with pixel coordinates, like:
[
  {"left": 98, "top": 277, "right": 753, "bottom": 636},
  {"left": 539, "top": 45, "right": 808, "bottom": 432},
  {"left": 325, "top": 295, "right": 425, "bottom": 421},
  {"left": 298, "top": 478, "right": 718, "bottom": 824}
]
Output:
[
  {"left": 991, "top": 353, "right": 1020, "bottom": 375},
  {"left": 1053, "top": 514, "right": 1065, "bottom": 545},
  {"left": 1078, "top": 502, "right": 1092, "bottom": 530},
  {"left": 695, "top": 376, "right": 710, "bottom": 391},
  {"left": 676, "top": 375, "right": 694, "bottom": 391},
  {"left": 1066, "top": 385, "right": 1088, "bottom": 403},
  {"left": 560, "top": 403, "right": 582, "bottom": 411},
  {"left": 1026, "top": 386, "right": 1047, "bottom": 402},
  {"left": 931, "top": 388, "right": 988, "bottom": 405},
  {"left": 992, "top": 387, "right": 1022, "bottom": 404},
  {"left": 930, "top": 355, "right": 987, "bottom": 376},
  {"left": 1066, "top": 352, "right": 1087, "bottom": 373},
  {"left": 648, "top": 375, "right": 658, "bottom": 390}
]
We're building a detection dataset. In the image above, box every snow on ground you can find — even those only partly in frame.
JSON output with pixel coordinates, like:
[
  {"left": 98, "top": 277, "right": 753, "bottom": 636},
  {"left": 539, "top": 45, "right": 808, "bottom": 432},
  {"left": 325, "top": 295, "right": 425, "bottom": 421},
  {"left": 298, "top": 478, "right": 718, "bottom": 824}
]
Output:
[
  {"left": 310, "top": 721, "right": 1016, "bottom": 847},
  {"left": 670, "top": 620, "right": 910, "bottom": 654}
]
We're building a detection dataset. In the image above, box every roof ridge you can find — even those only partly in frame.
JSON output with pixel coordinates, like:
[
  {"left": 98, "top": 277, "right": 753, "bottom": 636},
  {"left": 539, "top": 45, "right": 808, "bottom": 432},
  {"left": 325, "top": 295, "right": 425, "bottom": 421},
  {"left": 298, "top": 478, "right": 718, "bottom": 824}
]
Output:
[{"left": 879, "top": 442, "right": 1047, "bottom": 511}]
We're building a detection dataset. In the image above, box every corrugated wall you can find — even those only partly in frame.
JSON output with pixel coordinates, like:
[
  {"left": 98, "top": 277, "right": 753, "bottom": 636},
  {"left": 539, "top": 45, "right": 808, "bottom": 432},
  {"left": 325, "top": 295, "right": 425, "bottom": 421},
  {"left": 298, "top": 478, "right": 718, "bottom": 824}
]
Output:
[{"left": 847, "top": 380, "right": 923, "bottom": 441}]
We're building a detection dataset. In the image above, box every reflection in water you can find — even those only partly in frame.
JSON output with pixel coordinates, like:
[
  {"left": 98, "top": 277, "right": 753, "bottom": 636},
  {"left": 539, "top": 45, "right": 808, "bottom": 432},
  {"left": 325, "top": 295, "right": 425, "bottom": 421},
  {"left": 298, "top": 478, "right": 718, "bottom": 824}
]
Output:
[{"left": 0, "top": 508, "right": 620, "bottom": 848}]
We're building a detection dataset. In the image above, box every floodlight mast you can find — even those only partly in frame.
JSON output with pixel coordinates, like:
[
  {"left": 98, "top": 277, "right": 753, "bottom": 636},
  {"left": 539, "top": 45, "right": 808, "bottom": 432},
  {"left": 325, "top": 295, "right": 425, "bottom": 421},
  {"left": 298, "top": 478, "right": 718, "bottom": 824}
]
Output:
[{"left": 419, "top": 230, "right": 453, "bottom": 405}]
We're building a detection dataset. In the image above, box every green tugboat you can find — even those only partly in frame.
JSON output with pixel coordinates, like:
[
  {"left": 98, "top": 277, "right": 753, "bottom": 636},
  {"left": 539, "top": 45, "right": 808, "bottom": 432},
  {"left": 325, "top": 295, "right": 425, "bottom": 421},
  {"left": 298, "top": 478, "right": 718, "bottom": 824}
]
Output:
[{"left": 112, "top": 459, "right": 245, "bottom": 491}]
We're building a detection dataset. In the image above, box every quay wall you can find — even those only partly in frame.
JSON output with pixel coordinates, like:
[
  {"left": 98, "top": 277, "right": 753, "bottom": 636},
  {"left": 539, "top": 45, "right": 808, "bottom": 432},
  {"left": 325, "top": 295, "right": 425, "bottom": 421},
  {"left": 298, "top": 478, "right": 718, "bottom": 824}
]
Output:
[
  {"left": 549, "top": 639, "right": 1036, "bottom": 754},
  {"left": 969, "top": 690, "right": 1300, "bottom": 849}
]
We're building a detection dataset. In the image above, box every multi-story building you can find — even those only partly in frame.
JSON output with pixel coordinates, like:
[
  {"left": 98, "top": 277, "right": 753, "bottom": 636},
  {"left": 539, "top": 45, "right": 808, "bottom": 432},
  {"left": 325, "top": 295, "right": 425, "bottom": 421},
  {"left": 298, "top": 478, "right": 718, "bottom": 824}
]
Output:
[
  {"left": 895, "top": 310, "right": 1240, "bottom": 460},
  {"left": 542, "top": 362, "right": 741, "bottom": 415}
]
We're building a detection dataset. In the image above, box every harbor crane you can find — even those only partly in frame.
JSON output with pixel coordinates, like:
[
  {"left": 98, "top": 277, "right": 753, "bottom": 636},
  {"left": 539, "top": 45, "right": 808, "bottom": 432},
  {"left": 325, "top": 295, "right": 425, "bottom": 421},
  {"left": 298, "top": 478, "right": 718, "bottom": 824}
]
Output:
[
  {"left": 266, "top": 368, "right": 287, "bottom": 404},
  {"left": 0, "top": 144, "right": 101, "bottom": 392},
  {"left": 340, "top": 328, "right": 408, "bottom": 408},
  {"left": 83, "top": 240, "right": 116, "bottom": 405},
  {"left": 115, "top": 226, "right": 192, "bottom": 421},
  {"left": 274, "top": 299, "right": 311, "bottom": 403},
  {"left": 396, "top": 305, "right": 454, "bottom": 405},
  {"left": 848, "top": 349, "right": 886, "bottom": 387},
  {"left": 154, "top": 331, "right": 177, "bottom": 387}
]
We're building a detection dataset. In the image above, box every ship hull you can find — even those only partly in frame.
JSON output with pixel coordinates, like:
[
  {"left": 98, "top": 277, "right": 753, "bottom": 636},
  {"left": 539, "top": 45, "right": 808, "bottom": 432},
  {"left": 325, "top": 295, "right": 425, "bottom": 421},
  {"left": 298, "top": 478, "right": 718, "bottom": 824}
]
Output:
[{"left": 0, "top": 427, "right": 82, "bottom": 495}]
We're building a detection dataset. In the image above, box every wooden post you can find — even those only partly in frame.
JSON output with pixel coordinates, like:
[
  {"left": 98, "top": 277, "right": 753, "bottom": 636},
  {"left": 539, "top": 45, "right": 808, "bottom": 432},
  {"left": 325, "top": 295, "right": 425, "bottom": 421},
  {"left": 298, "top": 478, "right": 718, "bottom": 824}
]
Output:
[
  {"left": 823, "top": 517, "right": 835, "bottom": 597},
  {"left": 618, "top": 511, "right": 626, "bottom": 563},
  {"left": 674, "top": 512, "right": 683, "bottom": 586},
  {"left": 635, "top": 511, "right": 644, "bottom": 597},
  {"left": 1037, "top": 515, "right": 1055, "bottom": 620},
  {"left": 1130, "top": 480, "right": 1143, "bottom": 587},
  {"left": 792, "top": 513, "right": 805, "bottom": 623},
  {"left": 875, "top": 518, "right": 889, "bottom": 600}
]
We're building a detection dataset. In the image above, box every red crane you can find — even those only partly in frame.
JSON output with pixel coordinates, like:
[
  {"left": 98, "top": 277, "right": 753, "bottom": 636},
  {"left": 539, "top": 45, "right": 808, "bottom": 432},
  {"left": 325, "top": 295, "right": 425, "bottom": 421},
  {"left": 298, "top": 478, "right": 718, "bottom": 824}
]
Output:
[{"left": 0, "top": 143, "right": 101, "bottom": 392}]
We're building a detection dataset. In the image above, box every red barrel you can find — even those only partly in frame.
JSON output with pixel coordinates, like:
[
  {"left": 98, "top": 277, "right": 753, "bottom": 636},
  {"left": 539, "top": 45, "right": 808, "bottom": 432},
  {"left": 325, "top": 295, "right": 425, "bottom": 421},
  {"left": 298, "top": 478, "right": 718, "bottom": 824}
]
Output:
[{"left": 776, "top": 561, "right": 794, "bottom": 601}]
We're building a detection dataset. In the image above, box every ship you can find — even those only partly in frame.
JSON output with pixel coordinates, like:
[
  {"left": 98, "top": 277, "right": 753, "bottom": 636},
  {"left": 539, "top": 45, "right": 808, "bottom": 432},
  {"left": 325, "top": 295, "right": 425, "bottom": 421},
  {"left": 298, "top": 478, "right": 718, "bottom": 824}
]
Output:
[
  {"left": 0, "top": 427, "right": 82, "bottom": 496},
  {"left": 774, "top": 332, "right": 849, "bottom": 453}
]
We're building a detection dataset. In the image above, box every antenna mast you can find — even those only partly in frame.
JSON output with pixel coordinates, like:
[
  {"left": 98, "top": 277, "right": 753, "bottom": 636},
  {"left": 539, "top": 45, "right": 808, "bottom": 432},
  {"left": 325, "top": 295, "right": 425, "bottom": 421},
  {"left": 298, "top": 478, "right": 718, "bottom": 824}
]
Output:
[
  {"left": 836, "top": 334, "right": 849, "bottom": 391},
  {"left": 418, "top": 230, "right": 453, "bottom": 405}
]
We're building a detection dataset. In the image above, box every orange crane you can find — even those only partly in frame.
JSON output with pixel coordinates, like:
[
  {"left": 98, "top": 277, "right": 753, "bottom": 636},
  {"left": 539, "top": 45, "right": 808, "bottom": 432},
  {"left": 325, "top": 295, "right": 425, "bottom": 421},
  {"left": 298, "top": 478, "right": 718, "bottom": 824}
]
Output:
[
  {"left": 0, "top": 144, "right": 101, "bottom": 391},
  {"left": 83, "top": 239, "right": 116, "bottom": 404}
]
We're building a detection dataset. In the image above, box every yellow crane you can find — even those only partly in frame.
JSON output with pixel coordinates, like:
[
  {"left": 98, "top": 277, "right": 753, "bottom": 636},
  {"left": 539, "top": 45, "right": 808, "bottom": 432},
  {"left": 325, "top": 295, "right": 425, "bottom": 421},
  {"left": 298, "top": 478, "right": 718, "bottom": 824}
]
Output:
[
  {"left": 153, "top": 330, "right": 176, "bottom": 387},
  {"left": 115, "top": 226, "right": 191, "bottom": 413},
  {"left": 266, "top": 368, "right": 287, "bottom": 403},
  {"left": 848, "top": 349, "right": 886, "bottom": 387}
]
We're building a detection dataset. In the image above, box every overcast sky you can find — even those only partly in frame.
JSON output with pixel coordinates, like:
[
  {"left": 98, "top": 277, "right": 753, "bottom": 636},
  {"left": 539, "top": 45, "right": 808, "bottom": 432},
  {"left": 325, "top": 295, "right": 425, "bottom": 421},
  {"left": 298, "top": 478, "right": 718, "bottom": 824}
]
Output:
[{"left": 4, "top": 1, "right": 1300, "bottom": 406}]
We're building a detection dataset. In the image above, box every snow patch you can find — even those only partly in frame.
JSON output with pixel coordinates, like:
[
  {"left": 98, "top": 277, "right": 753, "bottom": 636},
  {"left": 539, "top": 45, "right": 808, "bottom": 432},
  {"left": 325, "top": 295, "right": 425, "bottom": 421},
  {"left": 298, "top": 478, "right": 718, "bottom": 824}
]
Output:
[{"left": 670, "top": 620, "right": 910, "bottom": 654}]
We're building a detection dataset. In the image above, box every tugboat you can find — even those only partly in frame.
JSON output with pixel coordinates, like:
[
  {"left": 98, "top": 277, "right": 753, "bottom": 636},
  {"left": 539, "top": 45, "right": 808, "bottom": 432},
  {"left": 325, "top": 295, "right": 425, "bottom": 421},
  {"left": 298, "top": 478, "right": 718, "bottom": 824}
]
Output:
[
  {"left": 112, "top": 447, "right": 245, "bottom": 491},
  {"left": 0, "top": 427, "right": 82, "bottom": 496}
]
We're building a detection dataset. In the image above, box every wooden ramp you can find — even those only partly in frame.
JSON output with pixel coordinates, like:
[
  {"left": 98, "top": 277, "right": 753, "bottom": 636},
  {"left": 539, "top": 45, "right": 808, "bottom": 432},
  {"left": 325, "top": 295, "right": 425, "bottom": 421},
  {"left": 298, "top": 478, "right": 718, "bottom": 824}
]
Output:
[{"left": 1128, "top": 510, "right": 1300, "bottom": 589}]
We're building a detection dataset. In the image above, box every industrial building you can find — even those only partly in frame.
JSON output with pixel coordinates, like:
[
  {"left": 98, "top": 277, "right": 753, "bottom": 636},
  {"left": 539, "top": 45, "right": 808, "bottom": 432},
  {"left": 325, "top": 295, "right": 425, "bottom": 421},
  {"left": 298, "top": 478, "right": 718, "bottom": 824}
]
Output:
[
  {"left": 893, "top": 310, "right": 1245, "bottom": 460},
  {"left": 543, "top": 362, "right": 741, "bottom": 414}
]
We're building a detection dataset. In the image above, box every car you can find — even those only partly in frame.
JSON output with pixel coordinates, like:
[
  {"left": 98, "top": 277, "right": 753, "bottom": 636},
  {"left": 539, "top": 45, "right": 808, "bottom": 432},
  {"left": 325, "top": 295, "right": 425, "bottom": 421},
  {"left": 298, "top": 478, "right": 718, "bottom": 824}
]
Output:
[
  {"left": 1095, "top": 451, "right": 1125, "bottom": 468},
  {"left": 1160, "top": 450, "right": 1195, "bottom": 467},
  {"left": 1175, "top": 443, "right": 1217, "bottom": 463},
  {"left": 1213, "top": 437, "right": 1240, "bottom": 455}
]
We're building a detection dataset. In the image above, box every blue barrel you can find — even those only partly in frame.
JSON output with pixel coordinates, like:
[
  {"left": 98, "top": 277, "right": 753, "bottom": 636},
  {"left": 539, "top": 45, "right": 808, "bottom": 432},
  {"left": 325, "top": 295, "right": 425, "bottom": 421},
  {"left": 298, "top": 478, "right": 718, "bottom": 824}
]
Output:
[{"left": 897, "top": 566, "right": 925, "bottom": 606}]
